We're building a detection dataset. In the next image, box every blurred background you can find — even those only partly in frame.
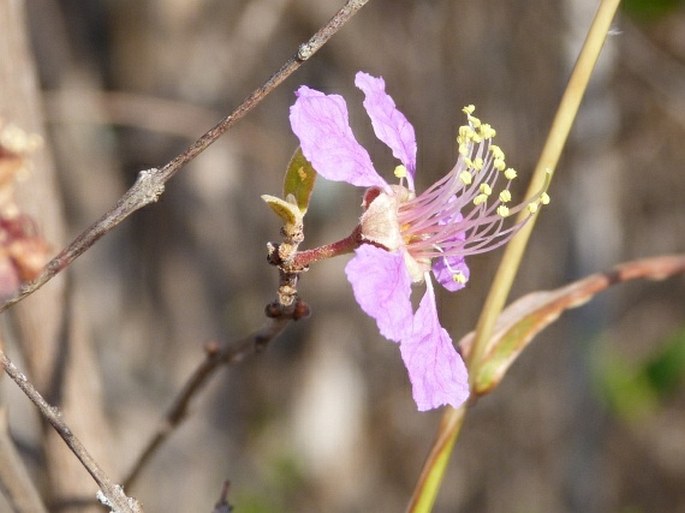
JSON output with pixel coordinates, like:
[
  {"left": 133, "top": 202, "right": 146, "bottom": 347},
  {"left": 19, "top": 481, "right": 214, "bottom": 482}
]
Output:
[{"left": 2, "top": 0, "right": 685, "bottom": 512}]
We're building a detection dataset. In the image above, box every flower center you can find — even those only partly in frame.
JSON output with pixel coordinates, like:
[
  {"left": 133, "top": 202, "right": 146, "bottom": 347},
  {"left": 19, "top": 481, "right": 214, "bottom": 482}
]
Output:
[
  {"left": 358, "top": 105, "right": 551, "bottom": 286},
  {"left": 360, "top": 186, "right": 432, "bottom": 282}
]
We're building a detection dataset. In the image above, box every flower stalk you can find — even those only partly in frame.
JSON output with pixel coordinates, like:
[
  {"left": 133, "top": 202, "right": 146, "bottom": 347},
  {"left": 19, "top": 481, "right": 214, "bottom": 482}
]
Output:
[{"left": 291, "top": 226, "right": 362, "bottom": 269}]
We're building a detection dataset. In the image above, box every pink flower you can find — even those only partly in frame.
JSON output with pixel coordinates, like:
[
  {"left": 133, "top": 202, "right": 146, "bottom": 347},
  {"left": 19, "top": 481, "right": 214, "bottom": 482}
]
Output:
[{"left": 289, "top": 72, "right": 548, "bottom": 411}]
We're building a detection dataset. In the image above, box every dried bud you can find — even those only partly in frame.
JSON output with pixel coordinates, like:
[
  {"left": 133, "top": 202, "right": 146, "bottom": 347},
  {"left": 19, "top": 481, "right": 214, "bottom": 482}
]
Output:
[
  {"left": 293, "top": 299, "right": 311, "bottom": 321},
  {"left": 264, "top": 301, "right": 282, "bottom": 318}
]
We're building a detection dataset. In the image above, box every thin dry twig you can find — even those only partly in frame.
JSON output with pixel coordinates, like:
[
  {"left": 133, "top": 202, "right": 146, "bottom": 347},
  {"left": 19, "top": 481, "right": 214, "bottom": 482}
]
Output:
[
  {"left": 122, "top": 317, "right": 292, "bottom": 490},
  {"left": 0, "top": 0, "right": 372, "bottom": 314},
  {"left": 212, "top": 481, "right": 234, "bottom": 513},
  {"left": 124, "top": 141, "right": 316, "bottom": 488},
  {"left": 0, "top": 350, "right": 142, "bottom": 513}
]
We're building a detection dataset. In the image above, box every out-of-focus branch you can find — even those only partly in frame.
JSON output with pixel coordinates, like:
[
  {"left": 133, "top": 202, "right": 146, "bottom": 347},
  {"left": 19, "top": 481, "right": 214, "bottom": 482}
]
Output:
[
  {"left": 0, "top": 399, "right": 48, "bottom": 513},
  {"left": 0, "top": 350, "right": 142, "bottom": 513},
  {"left": 1, "top": 1, "right": 117, "bottom": 511},
  {"left": 123, "top": 316, "right": 293, "bottom": 490},
  {"left": 43, "top": 90, "right": 221, "bottom": 139},
  {"left": 0, "top": 0, "right": 372, "bottom": 313}
]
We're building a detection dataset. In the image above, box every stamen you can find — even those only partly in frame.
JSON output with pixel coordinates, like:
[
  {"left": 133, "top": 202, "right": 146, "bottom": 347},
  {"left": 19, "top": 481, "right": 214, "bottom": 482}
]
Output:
[
  {"left": 473, "top": 194, "right": 488, "bottom": 206},
  {"left": 388, "top": 105, "right": 552, "bottom": 274},
  {"left": 504, "top": 168, "right": 517, "bottom": 180},
  {"left": 452, "top": 271, "right": 467, "bottom": 284},
  {"left": 489, "top": 145, "right": 504, "bottom": 160}
]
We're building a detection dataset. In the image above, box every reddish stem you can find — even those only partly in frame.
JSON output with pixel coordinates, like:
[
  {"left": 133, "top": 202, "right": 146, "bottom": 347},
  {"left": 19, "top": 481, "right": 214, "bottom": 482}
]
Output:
[{"left": 292, "top": 225, "right": 362, "bottom": 268}]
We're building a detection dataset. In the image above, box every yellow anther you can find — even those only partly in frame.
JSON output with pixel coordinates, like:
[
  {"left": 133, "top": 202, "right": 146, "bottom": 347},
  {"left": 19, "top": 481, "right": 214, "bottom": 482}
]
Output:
[
  {"left": 494, "top": 158, "right": 506, "bottom": 171},
  {"left": 458, "top": 143, "right": 470, "bottom": 156},
  {"left": 499, "top": 189, "right": 512, "bottom": 203},
  {"left": 394, "top": 165, "right": 408, "bottom": 179},
  {"left": 489, "top": 144, "right": 505, "bottom": 160},
  {"left": 479, "top": 183, "right": 492, "bottom": 196},
  {"left": 472, "top": 157, "right": 484, "bottom": 170},
  {"left": 497, "top": 205, "right": 510, "bottom": 218},
  {"left": 504, "top": 167, "right": 517, "bottom": 180},
  {"left": 459, "top": 170, "right": 473, "bottom": 185},
  {"left": 473, "top": 194, "right": 488, "bottom": 206},
  {"left": 527, "top": 202, "right": 539, "bottom": 214},
  {"left": 452, "top": 271, "right": 467, "bottom": 284},
  {"left": 469, "top": 116, "right": 482, "bottom": 129},
  {"left": 479, "top": 123, "right": 496, "bottom": 139},
  {"left": 541, "top": 192, "right": 551, "bottom": 205},
  {"left": 462, "top": 105, "right": 476, "bottom": 115}
]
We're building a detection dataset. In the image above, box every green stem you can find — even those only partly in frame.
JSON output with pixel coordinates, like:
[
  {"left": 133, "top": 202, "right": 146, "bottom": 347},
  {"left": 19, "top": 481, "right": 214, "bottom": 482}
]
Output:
[
  {"left": 404, "top": 406, "right": 466, "bottom": 513},
  {"left": 406, "top": 2, "right": 623, "bottom": 513},
  {"left": 467, "top": 0, "right": 622, "bottom": 375}
]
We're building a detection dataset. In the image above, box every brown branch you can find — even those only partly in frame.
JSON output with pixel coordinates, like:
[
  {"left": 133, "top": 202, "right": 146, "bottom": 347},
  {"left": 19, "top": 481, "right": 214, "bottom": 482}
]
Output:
[
  {"left": 122, "top": 137, "right": 313, "bottom": 487},
  {"left": 0, "top": 0, "right": 372, "bottom": 314},
  {"left": 0, "top": 350, "right": 142, "bottom": 513},
  {"left": 122, "top": 316, "right": 292, "bottom": 490}
]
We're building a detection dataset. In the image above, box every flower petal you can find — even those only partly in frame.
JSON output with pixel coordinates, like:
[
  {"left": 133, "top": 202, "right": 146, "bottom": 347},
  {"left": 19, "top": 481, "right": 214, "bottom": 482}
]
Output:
[
  {"left": 355, "top": 72, "right": 417, "bottom": 183},
  {"left": 431, "top": 210, "right": 470, "bottom": 292},
  {"left": 399, "top": 279, "right": 470, "bottom": 410},
  {"left": 432, "top": 255, "right": 470, "bottom": 292},
  {"left": 344, "top": 244, "right": 413, "bottom": 342},
  {"left": 290, "top": 85, "right": 386, "bottom": 189}
]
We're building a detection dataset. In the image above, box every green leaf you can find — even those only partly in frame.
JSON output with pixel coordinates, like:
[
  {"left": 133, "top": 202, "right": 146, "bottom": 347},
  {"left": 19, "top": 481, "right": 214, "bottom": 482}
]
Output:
[
  {"left": 261, "top": 194, "right": 302, "bottom": 226},
  {"left": 406, "top": 255, "right": 685, "bottom": 513},
  {"left": 459, "top": 254, "right": 685, "bottom": 396},
  {"left": 283, "top": 147, "right": 317, "bottom": 214}
]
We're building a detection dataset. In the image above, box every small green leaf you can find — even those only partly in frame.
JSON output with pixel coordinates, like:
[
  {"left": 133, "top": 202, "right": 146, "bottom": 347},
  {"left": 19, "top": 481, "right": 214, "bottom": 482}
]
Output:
[
  {"left": 261, "top": 194, "right": 302, "bottom": 226},
  {"left": 283, "top": 147, "right": 317, "bottom": 214}
]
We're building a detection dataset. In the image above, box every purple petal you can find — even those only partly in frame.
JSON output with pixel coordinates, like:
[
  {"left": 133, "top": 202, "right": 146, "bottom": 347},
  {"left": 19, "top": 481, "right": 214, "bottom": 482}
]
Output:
[
  {"left": 432, "top": 255, "right": 470, "bottom": 292},
  {"left": 290, "top": 85, "right": 386, "bottom": 189},
  {"left": 431, "top": 210, "right": 470, "bottom": 292},
  {"left": 354, "top": 72, "right": 417, "bottom": 184},
  {"left": 399, "top": 280, "right": 469, "bottom": 410},
  {"left": 344, "top": 244, "right": 413, "bottom": 343}
]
